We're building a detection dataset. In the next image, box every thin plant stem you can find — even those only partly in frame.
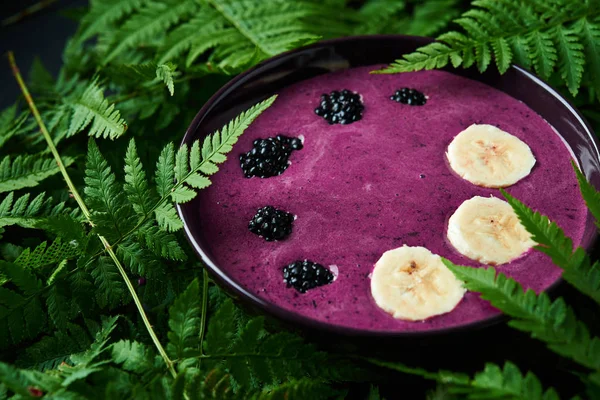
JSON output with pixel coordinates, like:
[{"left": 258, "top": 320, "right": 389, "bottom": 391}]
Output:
[
  {"left": 1, "top": 0, "right": 58, "bottom": 27},
  {"left": 197, "top": 268, "right": 209, "bottom": 368},
  {"left": 7, "top": 51, "right": 177, "bottom": 379}
]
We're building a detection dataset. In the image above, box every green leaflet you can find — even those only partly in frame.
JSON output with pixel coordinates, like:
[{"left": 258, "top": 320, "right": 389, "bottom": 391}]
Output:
[
  {"left": 67, "top": 79, "right": 128, "bottom": 140},
  {"left": 443, "top": 260, "right": 600, "bottom": 370},
  {"left": 152, "top": 95, "right": 276, "bottom": 231},
  {"left": 367, "top": 359, "right": 558, "bottom": 400},
  {"left": 167, "top": 279, "right": 201, "bottom": 359},
  {"left": 378, "top": 0, "right": 597, "bottom": 96},
  {"left": 0, "top": 154, "right": 74, "bottom": 194},
  {"left": 0, "top": 192, "right": 65, "bottom": 229},
  {"left": 501, "top": 188, "right": 600, "bottom": 305}
]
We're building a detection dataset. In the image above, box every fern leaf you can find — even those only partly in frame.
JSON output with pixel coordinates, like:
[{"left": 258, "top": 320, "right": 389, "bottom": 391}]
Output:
[
  {"left": 124, "top": 139, "right": 155, "bottom": 217},
  {"left": 501, "top": 189, "right": 600, "bottom": 304},
  {"left": 85, "top": 139, "right": 135, "bottom": 241},
  {"left": 14, "top": 239, "right": 81, "bottom": 270},
  {"left": 0, "top": 261, "right": 42, "bottom": 295},
  {"left": 155, "top": 142, "right": 176, "bottom": 198},
  {"left": 204, "top": 298, "right": 238, "bottom": 355},
  {"left": 0, "top": 289, "right": 46, "bottom": 349},
  {"left": 251, "top": 379, "right": 340, "bottom": 400},
  {"left": 167, "top": 279, "right": 201, "bottom": 359},
  {"left": 76, "top": 0, "right": 147, "bottom": 43},
  {"left": 443, "top": 260, "right": 600, "bottom": 370},
  {"left": 527, "top": 30, "right": 558, "bottom": 79},
  {"left": 111, "top": 339, "right": 153, "bottom": 373},
  {"left": 574, "top": 159, "right": 600, "bottom": 229},
  {"left": 176, "top": 95, "right": 276, "bottom": 200},
  {"left": 46, "top": 281, "right": 77, "bottom": 329},
  {"left": 378, "top": 0, "right": 597, "bottom": 95},
  {"left": 553, "top": 26, "right": 585, "bottom": 95},
  {"left": 0, "top": 105, "right": 28, "bottom": 149},
  {"left": 67, "top": 79, "right": 127, "bottom": 140},
  {"left": 207, "top": 0, "right": 319, "bottom": 64},
  {"left": 17, "top": 323, "right": 93, "bottom": 371},
  {"left": 137, "top": 223, "right": 186, "bottom": 260},
  {"left": 89, "top": 257, "right": 125, "bottom": 309},
  {"left": 0, "top": 361, "right": 59, "bottom": 397},
  {"left": 116, "top": 238, "right": 161, "bottom": 277},
  {"left": 369, "top": 359, "right": 557, "bottom": 400},
  {"left": 0, "top": 154, "right": 73, "bottom": 193},
  {"left": 577, "top": 17, "right": 600, "bottom": 95},
  {"left": 156, "top": 62, "right": 177, "bottom": 96},
  {"left": 404, "top": 0, "right": 460, "bottom": 37},
  {"left": 0, "top": 192, "right": 55, "bottom": 229},
  {"left": 157, "top": 11, "right": 227, "bottom": 64},
  {"left": 104, "top": 0, "right": 198, "bottom": 63}
]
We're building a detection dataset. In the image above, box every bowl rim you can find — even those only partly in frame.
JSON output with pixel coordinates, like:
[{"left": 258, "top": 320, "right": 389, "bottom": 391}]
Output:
[{"left": 177, "top": 34, "right": 599, "bottom": 338}]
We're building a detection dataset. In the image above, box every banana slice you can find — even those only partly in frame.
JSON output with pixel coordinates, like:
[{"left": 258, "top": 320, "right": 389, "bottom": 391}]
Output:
[
  {"left": 370, "top": 245, "right": 466, "bottom": 321},
  {"left": 447, "top": 196, "right": 535, "bottom": 265},
  {"left": 447, "top": 124, "right": 536, "bottom": 188}
]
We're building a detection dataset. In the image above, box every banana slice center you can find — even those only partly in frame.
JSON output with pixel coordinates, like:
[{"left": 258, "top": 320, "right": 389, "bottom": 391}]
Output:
[
  {"left": 371, "top": 246, "right": 466, "bottom": 321},
  {"left": 447, "top": 196, "right": 535, "bottom": 265},
  {"left": 447, "top": 124, "right": 536, "bottom": 188}
]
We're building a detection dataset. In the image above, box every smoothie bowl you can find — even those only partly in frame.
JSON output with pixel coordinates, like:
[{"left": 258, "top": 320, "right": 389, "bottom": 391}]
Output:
[{"left": 178, "top": 35, "right": 600, "bottom": 337}]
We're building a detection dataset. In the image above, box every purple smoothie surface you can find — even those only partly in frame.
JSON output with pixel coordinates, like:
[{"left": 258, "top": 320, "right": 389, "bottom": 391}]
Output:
[{"left": 195, "top": 66, "right": 587, "bottom": 332}]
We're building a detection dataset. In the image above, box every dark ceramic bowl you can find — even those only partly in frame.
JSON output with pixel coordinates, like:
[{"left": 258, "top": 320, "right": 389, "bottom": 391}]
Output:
[{"left": 178, "top": 35, "right": 600, "bottom": 339}]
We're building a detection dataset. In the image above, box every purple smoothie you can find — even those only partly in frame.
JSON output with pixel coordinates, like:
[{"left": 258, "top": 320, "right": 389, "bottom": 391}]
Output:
[{"left": 195, "top": 66, "right": 587, "bottom": 332}]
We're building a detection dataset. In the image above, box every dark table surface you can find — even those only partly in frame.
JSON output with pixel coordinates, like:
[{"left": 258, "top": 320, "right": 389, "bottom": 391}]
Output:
[{"left": 1, "top": 1, "right": 598, "bottom": 399}]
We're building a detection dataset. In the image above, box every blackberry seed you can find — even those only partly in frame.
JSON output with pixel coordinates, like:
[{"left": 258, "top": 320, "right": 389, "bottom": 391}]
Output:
[
  {"left": 314, "top": 89, "right": 364, "bottom": 125},
  {"left": 239, "top": 134, "right": 302, "bottom": 178},
  {"left": 283, "top": 260, "right": 334, "bottom": 293},
  {"left": 390, "top": 88, "right": 427, "bottom": 106},
  {"left": 248, "top": 206, "right": 294, "bottom": 241}
]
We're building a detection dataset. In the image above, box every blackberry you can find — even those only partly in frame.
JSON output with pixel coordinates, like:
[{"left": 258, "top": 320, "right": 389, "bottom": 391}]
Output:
[
  {"left": 283, "top": 260, "right": 334, "bottom": 293},
  {"left": 390, "top": 88, "right": 427, "bottom": 106},
  {"left": 314, "top": 89, "right": 364, "bottom": 125},
  {"left": 248, "top": 206, "right": 294, "bottom": 241},
  {"left": 239, "top": 135, "right": 303, "bottom": 178}
]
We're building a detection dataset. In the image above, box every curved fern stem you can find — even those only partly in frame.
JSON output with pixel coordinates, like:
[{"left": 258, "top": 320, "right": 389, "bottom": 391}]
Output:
[{"left": 7, "top": 51, "right": 177, "bottom": 379}]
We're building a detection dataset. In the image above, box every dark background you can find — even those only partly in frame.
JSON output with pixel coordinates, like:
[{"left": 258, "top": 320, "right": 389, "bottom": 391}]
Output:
[{"left": 1, "top": 1, "right": 599, "bottom": 398}]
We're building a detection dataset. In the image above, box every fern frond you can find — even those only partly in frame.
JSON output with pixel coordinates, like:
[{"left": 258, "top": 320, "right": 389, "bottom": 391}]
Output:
[
  {"left": 111, "top": 339, "right": 153, "bottom": 373},
  {"left": 137, "top": 223, "right": 186, "bottom": 261},
  {"left": 89, "top": 256, "right": 126, "bottom": 309},
  {"left": 15, "top": 238, "right": 81, "bottom": 270},
  {"left": 158, "top": 1, "right": 319, "bottom": 69},
  {"left": 370, "top": 359, "right": 558, "bottom": 400},
  {"left": 116, "top": 238, "right": 161, "bottom": 277},
  {"left": 17, "top": 323, "right": 94, "bottom": 371},
  {"left": 0, "top": 192, "right": 57, "bottom": 229},
  {"left": 201, "top": 299, "right": 355, "bottom": 390},
  {"left": 0, "top": 105, "right": 28, "bottom": 149},
  {"left": 0, "top": 361, "right": 60, "bottom": 397},
  {"left": 574, "top": 160, "right": 600, "bottom": 228},
  {"left": 501, "top": 189, "right": 600, "bottom": 304},
  {"left": 151, "top": 95, "right": 276, "bottom": 231},
  {"left": 76, "top": 0, "right": 148, "bottom": 43},
  {"left": 123, "top": 139, "right": 155, "bottom": 218},
  {"left": 167, "top": 279, "right": 201, "bottom": 360},
  {"left": 250, "top": 379, "right": 340, "bottom": 400},
  {"left": 67, "top": 79, "right": 127, "bottom": 140},
  {"left": 0, "top": 288, "right": 46, "bottom": 349},
  {"left": 379, "top": 0, "right": 599, "bottom": 96},
  {"left": 85, "top": 139, "right": 136, "bottom": 241},
  {"left": 106, "top": 62, "right": 178, "bottom": 95},
  {"left": 443, "top": 260, "right": 600, "bottom": 370},
  {"left": 157, "top": 10, "right": 227, "bottom": 64},
  {"left": 0, "top": 154, "right": 74, "bottom": 193},
  {"left": 104, "top": 0, "right": 199, "bottom": 63},
  {"left": 404, "top": 0, "right": 461, "bottom": 37},
  {"left": 0, "top": 261, "right": 42, "bottom": 295}
]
